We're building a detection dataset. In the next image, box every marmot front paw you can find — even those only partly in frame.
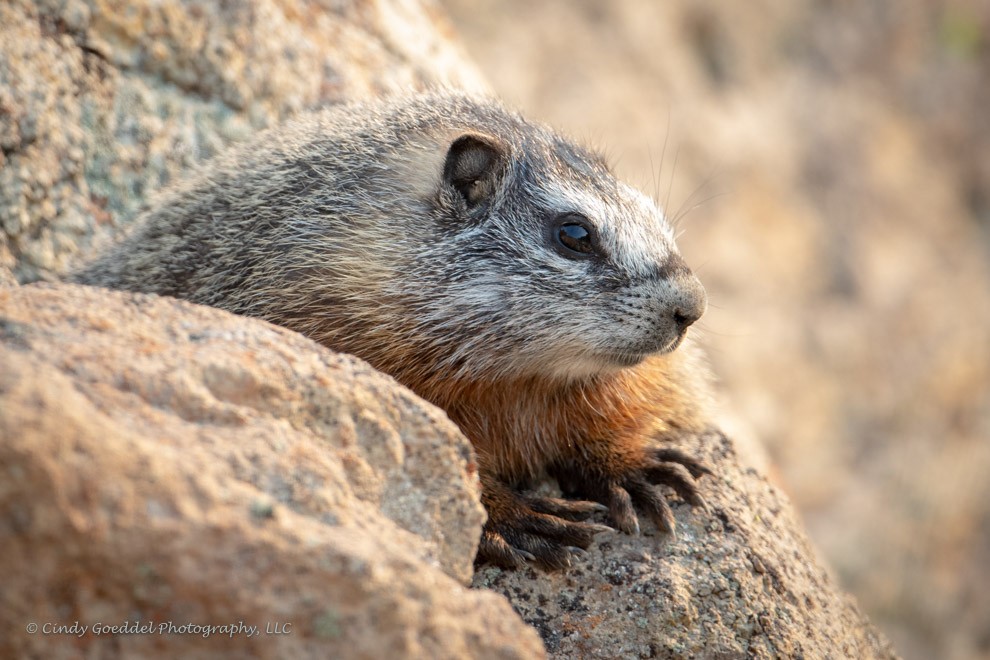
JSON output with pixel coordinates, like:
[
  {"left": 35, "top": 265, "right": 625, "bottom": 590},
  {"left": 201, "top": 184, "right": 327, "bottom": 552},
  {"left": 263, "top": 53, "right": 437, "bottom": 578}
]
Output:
[
  {"left": 553, "top": 446, "right": 711, "bottom": 537},
  {"left": 476, "top": 487, "right": 613, "bottom": 570}
]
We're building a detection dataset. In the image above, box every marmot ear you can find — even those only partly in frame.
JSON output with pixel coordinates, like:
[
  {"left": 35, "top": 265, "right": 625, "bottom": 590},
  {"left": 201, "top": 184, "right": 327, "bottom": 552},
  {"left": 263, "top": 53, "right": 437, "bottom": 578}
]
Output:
[{"left": 443, "top": 133, "right": 507, "bottom": 208}]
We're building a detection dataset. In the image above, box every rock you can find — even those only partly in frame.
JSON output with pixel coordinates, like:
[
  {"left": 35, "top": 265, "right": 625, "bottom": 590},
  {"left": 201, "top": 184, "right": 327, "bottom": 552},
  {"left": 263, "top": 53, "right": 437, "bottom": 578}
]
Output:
[
  {"left": 0, "top": 0, "right": 487, "bottom": 282},
  {"left": 0, "top": 267, "right": 15, "bottom": 288},
  {"left": 0, "top": 283, "right": 543, "bottom": 659},
  {"left": 474, "top": 429, "right": 898, "bottom": 660},
  {"left": 0, "top": 283, "right": 896, "bottom": 660}
]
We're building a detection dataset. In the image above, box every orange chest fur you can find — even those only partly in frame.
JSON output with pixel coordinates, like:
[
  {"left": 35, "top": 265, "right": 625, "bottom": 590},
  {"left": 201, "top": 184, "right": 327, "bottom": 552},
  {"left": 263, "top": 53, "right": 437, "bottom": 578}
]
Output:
[{"left": 410, "top": 356, "right": 701, "bottom": 482}]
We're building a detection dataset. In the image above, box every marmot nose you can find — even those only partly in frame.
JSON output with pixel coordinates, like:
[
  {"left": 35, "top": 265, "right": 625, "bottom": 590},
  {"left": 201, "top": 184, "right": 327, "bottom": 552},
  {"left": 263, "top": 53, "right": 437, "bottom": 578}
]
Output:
[{"left": 669, "top": 273, "right": 707, "bottom": 332}]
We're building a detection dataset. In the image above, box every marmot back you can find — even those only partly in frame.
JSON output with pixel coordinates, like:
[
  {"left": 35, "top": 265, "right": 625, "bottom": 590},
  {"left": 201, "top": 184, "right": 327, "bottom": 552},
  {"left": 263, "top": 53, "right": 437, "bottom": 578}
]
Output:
[{"left": 76, "top": 92, "right": 714, "bottom": 569}]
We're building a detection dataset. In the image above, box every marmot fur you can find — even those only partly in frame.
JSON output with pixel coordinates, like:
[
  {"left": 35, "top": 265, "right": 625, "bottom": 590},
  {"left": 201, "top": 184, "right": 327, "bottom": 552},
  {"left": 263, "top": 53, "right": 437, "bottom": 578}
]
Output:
[{"left": 75, "top": 92, "right": 713, "bottom": 569}]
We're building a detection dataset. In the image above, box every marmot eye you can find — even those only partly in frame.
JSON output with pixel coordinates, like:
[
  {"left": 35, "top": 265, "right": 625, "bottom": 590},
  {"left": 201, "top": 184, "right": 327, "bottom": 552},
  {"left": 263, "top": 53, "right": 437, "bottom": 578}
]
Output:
[{"left": 553, "top": 214, "right": 597, "bottom": 257}]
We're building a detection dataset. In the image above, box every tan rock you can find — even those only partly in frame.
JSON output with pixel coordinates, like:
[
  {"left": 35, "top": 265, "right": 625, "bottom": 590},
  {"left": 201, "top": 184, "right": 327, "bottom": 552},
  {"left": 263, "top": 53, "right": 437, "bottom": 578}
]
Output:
[
  {"left": 474, "top": 429, "right": 898, "bottom": 660},
  {"left": 0, "top": 283, "right": 543, "bottom": 659}
]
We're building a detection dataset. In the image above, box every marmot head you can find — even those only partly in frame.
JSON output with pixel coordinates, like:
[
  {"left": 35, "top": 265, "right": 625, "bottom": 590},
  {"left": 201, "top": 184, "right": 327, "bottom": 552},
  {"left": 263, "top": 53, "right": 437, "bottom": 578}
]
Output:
[{"left": 277, "top": 95, "right": 706, "bottom": 384}]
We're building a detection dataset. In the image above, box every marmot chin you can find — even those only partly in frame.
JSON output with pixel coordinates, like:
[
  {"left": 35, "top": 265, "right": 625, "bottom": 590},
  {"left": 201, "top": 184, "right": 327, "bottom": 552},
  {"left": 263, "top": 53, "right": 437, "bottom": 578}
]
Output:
[{"left": 75, "top": 92, "right": 713, "bottom": 569}]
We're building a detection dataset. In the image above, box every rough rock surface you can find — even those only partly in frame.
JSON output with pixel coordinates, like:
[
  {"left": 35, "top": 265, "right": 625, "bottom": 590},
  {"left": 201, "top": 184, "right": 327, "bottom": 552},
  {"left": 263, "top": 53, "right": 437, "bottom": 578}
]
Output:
[
  {"left": 0, "top": 283, "right": 542, "bottom": 659},
  {"left": 474, "top": 429, "right": 897, "bottom": 660},
  {"left": 0, "top": 0, "right": 487, "bottom": 282}
]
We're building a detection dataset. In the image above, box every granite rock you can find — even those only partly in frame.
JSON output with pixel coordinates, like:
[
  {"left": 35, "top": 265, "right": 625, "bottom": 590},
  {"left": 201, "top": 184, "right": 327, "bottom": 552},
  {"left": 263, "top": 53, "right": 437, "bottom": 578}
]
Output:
[{"left": 0, "top": 283, "right": 542, "bottom": 659}]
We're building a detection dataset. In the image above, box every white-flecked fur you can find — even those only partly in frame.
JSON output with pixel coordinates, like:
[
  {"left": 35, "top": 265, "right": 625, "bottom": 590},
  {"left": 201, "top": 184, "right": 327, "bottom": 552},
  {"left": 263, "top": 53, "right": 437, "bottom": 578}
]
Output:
[{"left": 74, "top": 92, "right": 706, "bottom": 386}]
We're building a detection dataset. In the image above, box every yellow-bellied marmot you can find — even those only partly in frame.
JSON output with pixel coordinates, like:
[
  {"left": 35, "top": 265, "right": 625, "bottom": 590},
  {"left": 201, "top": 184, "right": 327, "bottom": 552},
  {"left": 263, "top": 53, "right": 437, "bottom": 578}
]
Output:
[{"left": 74, "top": 92, "right": 712, "bottom": 569}]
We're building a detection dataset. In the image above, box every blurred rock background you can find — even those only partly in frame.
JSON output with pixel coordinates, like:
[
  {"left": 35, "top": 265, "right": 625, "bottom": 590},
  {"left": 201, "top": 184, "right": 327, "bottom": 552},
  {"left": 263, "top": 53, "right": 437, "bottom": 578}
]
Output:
[{"left": 440, "top": 1, "right": 990, "bottom": 658}]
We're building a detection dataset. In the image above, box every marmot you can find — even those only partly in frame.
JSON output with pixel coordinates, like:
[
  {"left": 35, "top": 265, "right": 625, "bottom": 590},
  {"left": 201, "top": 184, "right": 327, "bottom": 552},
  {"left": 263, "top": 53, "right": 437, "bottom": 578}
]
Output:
[{"left": 74, "top": 92, "right": 713, "bottom": 569}]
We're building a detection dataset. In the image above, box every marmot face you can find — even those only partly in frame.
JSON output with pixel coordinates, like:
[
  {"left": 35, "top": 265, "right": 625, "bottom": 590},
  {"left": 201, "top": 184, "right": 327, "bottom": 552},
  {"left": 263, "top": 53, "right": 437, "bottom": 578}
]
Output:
[{"left": 390, "top": 108, "right": 707, "bottom": 384}]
